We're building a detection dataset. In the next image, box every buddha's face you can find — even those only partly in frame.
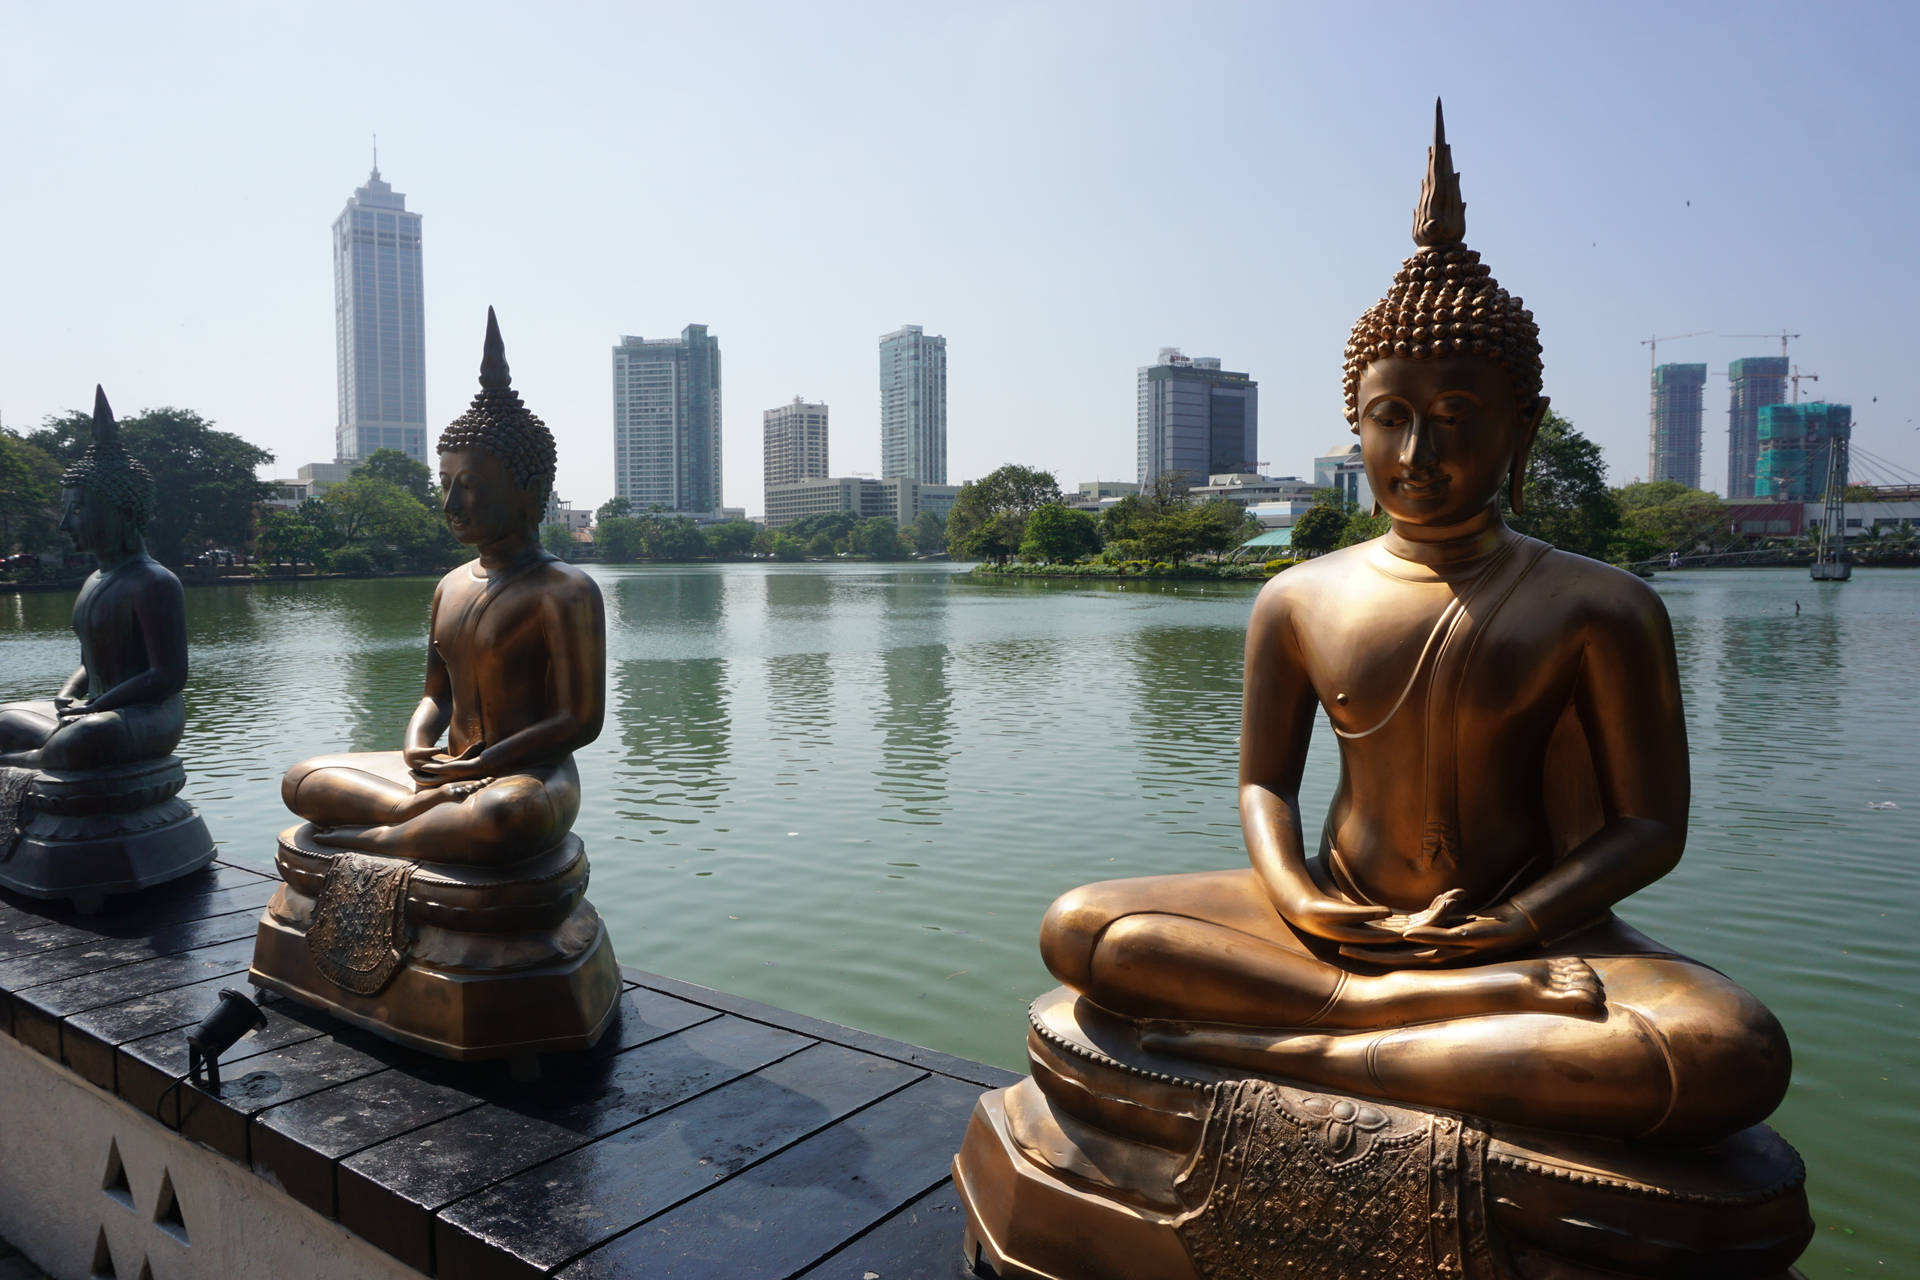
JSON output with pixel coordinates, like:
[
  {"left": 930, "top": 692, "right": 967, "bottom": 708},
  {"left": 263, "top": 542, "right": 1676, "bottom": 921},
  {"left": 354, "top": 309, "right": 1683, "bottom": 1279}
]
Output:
[
  {"left": 1355, "top": 356, "right": 1542, "bottom": 527},
  {"left": 439, "top": 448, "right": 537, "bottom": 547},
  {"left": 58, "top": 485, "right": 123, "bottom": 556}
]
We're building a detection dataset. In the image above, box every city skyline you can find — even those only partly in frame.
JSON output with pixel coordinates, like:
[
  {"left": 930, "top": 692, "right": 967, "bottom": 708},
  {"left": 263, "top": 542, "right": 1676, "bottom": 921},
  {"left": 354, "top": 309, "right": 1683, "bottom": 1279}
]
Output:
[
  {"left": 4, "top": 5, "right": 1916, "bottom": 517},
  {"left": 331, "top": 164, "right": 426, "bottom": 465}
]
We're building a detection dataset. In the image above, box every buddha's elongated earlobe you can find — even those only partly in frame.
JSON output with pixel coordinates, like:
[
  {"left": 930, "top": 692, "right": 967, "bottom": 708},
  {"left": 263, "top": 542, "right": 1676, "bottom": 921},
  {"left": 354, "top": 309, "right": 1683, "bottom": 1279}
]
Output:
[
  {"left": 1509, "top": 395, "right": 1549, "bottom": 516},
  {"left": 1372, "top": 499, "right": 1384, "bottom": 518}
]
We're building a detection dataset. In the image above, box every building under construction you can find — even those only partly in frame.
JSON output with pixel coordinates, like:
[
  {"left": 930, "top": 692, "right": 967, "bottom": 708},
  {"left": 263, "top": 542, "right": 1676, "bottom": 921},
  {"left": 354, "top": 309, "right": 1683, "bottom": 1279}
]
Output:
[
  {"left": 1648, "top": 363, "right": 1707, "bottom": 488},
  {"left": 1756, "top": 401, "right": 1851, "bottom": 503},
  {"left": 1725, "top": 356, "right": 1789, "bottom": 498}
]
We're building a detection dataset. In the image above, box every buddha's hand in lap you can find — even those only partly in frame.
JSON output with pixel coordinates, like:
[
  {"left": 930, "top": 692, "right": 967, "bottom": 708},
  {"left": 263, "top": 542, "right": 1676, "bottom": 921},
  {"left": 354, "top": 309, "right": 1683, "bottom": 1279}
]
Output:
[
  {"left": 1280, "top": 893, "right": 1395, "bottom": 946},
  {"left": 409, "top": 741, "right": 488, "bottom": 785},
  {"left": 1341, "top": 895, "right": 1542, "bottom": 967}
]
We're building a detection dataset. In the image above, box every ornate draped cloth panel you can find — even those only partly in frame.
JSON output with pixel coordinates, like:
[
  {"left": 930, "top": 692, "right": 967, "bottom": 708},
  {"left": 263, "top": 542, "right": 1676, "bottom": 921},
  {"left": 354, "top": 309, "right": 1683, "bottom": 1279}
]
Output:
[
  {"left": 0, "top": 766, "right": 32, "bottom": 860},
  {"left": 1175, "top": 1078, "right": 1498, "bottom": 1280},
  {"left": 307, "top": 851, "right": 415, "bottom": 995}
]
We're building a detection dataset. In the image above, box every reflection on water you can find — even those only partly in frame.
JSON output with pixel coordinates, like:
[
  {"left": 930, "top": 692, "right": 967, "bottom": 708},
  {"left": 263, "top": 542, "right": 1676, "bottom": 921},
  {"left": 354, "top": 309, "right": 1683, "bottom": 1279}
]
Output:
[
  {"left": 0, "top": 564, "right": 1913, "bottom": 1274},
  {"left": 610, "top": 656, "right": 732, "bottom": 833},
  {"left": 876, "top": 644, "right": 951, "bottom": 824}
]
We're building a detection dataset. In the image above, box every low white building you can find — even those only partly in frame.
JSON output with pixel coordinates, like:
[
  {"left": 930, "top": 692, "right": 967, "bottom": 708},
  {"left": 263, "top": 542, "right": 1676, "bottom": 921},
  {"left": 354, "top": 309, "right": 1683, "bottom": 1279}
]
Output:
[{"left": 764, "top": 477, "right": 956, "bottom": 529}]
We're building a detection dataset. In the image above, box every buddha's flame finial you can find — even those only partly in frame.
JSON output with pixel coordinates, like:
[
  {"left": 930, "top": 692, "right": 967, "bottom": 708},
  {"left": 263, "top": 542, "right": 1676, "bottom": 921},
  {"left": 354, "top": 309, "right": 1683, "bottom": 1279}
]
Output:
[
  {"left": 91, "top": 384, "right": 121, "bottom": 455},
  {"left": 479, "top": 306, "right": 512, "bottom": 392},
  {"left": 1413, "top": 98, "right": 1467, "bottom": 248}
]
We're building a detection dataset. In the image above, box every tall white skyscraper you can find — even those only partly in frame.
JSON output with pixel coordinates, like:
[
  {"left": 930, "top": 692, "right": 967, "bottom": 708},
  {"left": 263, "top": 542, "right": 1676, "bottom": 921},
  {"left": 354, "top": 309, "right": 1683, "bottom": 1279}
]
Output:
[
  {"left": 879, "top": 325, "right": 947, "bottom": 484},
  {"left": 763, "top": 398, "right": 830, "bottom": 514},
  {"left": 612, "top": 325, "right": 724, "bottom": 515},
  {"left": 1136, "top": 348, "right": 1258, "bottom": 487},
  {"left": 332, "top": 164, "right": 426, "bottom": 464}
]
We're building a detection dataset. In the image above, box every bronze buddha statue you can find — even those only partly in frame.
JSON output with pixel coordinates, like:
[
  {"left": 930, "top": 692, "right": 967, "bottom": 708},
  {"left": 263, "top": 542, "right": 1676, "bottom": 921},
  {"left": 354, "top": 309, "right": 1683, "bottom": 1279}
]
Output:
[
  {"left": 954, "top": 105, "right": 1811, "bottom": 1280},
  {"left": 0, "top": 389, "right": 214, "bottom": 911},
  {"left": 250, "top": 311, "right": 619, "bottom": 1070}
]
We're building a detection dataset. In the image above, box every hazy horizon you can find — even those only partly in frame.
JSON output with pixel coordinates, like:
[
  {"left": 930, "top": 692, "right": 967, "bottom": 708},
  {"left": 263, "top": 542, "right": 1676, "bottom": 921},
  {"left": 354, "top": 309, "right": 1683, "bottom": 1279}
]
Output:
[{"left": 5, "top": 2, "right": 1917, "bottom": 518}]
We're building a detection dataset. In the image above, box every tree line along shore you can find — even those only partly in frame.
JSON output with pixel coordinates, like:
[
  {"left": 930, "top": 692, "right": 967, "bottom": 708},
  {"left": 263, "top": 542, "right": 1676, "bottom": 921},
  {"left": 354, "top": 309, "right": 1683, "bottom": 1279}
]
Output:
[{"left": 5, "top": 406, "right": 1913, "bottom": 585}]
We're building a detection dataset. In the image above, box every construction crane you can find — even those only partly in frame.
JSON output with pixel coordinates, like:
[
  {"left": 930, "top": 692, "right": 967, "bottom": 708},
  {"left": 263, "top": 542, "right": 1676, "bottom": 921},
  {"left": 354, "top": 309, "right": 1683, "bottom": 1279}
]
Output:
[
  {"left": 1725, "top": 331, "right": 1801, "bottom": 360},
  {"left": 1791, "top": 366, "right": 1819, "bottom": 403},
  {"left": 1641, "top": 331, "right": 1711, "bottom": 375}
]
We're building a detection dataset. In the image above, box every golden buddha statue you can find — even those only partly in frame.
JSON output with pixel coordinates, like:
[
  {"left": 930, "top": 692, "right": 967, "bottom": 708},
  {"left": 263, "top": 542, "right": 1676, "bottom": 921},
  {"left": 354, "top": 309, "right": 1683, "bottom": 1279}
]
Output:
[
  {"left": 250, "top": 311, "right": 619, "bottom": 1070},
  {"left": 0, "top": 389, "right": 213, "bottom": 911},
  {"left": 954, "top": 105, "right": 1811, "bottom": 1280}
]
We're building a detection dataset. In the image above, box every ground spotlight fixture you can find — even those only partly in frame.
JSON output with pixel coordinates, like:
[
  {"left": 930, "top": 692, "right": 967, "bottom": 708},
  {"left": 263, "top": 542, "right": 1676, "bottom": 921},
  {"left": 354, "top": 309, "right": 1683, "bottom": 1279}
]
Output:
[{"left": 186, "top": 988, "right": 267, "bottom": 1089}]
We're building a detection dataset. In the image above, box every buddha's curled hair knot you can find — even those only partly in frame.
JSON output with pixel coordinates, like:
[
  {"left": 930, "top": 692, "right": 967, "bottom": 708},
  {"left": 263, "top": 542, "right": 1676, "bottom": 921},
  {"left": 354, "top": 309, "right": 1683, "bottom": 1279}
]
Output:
[
  {"left": 63, "top": 386, "right": 156, "bottom": 530},
  {"left": 437, "top": 308, "right": 557, "bottom": 505},
  {"left": 1342, "top": 101, "right": 1543, "bottom": 424}
]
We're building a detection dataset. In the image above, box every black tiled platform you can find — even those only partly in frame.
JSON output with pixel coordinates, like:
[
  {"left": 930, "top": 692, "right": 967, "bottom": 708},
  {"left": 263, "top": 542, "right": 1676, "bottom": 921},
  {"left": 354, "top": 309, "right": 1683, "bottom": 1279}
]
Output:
[{"left": 0, "top": 862, "right": 1018, "bottom": 1277}]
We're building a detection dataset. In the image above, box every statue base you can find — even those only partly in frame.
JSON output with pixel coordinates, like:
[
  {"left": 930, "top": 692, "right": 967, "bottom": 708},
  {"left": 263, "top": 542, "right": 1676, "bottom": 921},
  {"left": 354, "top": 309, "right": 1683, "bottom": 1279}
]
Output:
[
  {"left": 953, "top": 988, "right": 1812, "bottom": 1280},
  {"left": 248, "top": 824, "right": 620, "bottom": 1069},
  {"left": 0, "top": 758, "right": 215, "bottom": 913}
]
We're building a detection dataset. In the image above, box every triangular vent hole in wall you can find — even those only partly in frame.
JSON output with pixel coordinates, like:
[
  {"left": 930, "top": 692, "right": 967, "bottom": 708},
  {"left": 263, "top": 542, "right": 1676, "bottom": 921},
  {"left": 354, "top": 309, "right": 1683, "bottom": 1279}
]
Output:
[
  {"left": 135, "top": 1260, "right": 154, "bottom": 1280},
  {"left": 152, "top": 1169, "right": 188, "bottom": 1245},
  {"left": 100, "top": 1138, "right": 133, "bottom": 1210},
  {"left": 89, "top": 1227, "right": 117, "bottom": 1278}
]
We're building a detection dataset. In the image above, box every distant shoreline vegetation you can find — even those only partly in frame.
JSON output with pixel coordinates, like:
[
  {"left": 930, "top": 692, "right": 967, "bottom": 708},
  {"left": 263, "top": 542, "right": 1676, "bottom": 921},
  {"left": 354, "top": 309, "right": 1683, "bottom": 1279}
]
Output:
[{"left": 970, "top": 559, "right": 1290, "bottom": 582}]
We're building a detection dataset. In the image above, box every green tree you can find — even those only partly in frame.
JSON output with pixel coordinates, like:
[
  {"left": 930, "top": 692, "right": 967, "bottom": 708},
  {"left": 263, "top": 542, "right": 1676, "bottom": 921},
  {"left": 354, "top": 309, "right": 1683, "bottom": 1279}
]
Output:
[
  {"left": 355, "top": 448, "right": 435, "bottom": 507},
  {"left": 541, "top": 522, "right": 576, "bottom": 560},
  {"left": 948, "top": 464, "right": 1061, "bottom": 565},
  {"left": 750, "top": 527, "right": 776, "bottom": 556},
  {"left": 255, "top": 507, "right": 328, "bottom": 574},
  {"left": 1188, "top": 498, "right": 1260, "bottom": 561},
  {"left": 1612, "top": 481, "right": 1728, "bottom": 562},
  {"left": 596, "top": 496, "right": 633, "bottom": 524},
  {"left": 786, "top": 510, "right": 860, "bottom": 544},
  {"left": 1019, "top": 503, "right": 1102, "bottom": 563},
  {"left": 29, "top": 406, "right": 273, "bottom": 567},
  {"left": 911, "top": 509, "right": 947, "bottom": 554},
  {"left": 770, "top": 533, "right": 805, "bottom": 561},
  {"left": 1336, "top": 508, "right": 1391, "bottom": 548},
  {"left": 851, "top": 516, "right": 909, "bottom": 559},
  {"left": 1507, "top": 411, "right": 1619, "bottom": 561},
  {"left": 320, "top": 475, "right": 452, "bottom": 571},
  {"left": 0, "top": 430, "right": 64, "bottom": 555},
  {"left": 1290, "top": 495, "right": 1347, "bottom": 556},
  {"left": 805, "top": 531, "right": 837, "bottom": 557},
  {"left": 654, "top": 517, "right": 709, "bottom": 560},
  {"left": 596, "top": 516, "right": 647, "bottom": 562},
  {"left": 706, "top": 520, "right": 758, "bottom": 558}
]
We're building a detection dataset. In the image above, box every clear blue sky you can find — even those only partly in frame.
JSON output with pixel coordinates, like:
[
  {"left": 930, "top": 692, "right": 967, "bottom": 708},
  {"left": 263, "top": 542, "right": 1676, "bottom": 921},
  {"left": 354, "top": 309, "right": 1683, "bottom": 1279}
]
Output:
[{"left": 4, "top": 1, "right": 1916, "bottom": 515}]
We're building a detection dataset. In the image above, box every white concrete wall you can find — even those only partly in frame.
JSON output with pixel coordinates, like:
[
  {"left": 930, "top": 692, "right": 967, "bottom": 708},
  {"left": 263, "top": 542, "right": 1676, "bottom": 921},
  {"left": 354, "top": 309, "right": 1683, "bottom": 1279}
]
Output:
[{"left": 0, "top": 1034, "right": 418, "bottom": 1280}]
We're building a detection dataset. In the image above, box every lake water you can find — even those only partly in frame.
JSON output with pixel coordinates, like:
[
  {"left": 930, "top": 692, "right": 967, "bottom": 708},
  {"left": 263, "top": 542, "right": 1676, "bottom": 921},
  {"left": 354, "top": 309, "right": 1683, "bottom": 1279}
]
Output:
[{"left": 2, "top": 562, "right": 1913, "bottom": 1274}]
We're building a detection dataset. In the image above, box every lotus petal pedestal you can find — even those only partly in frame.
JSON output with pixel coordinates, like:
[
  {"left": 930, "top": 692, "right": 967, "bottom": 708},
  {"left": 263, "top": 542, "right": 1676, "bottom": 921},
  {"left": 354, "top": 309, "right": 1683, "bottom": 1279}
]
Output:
[
  {"left": 954, "top": 988, "right": 1813, "bottom": 1280},
  {"left": 0, "top": 757, "right": 215, "bottom": 913},
  {"left": 249, "top": 824, "right": 620, "bottom": 1073}
]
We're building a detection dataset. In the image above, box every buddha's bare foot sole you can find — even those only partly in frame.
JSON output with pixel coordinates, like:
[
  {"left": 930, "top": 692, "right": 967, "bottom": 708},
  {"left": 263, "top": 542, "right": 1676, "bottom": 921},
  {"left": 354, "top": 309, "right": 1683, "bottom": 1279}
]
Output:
[{"left": 1362, "top": 955, "right": 1605, "bottom": 1026}]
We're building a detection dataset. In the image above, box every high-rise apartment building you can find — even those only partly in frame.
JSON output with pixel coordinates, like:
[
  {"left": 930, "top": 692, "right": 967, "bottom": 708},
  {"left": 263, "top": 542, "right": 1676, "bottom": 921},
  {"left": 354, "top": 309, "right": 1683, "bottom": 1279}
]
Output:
[
  {"left": 332, "top": 165, "right": 426, "bottom": 464},
  {"left": 1726, "top": 357, "right": 1789, "bottom": 499},
  {"left": 1137, "top": 349, "right": 1259, "bottom": 487},
  {"left": 1648, "top": 363, "right": 1708, "bottom": 489},
  {"left": 612, "top": 325, "right": 724, "bottom": 516},
  {"left": 879, "top": 325, "right": 947, "bottom": 484},
  {"left": 763, "top": 398, "right": 829, "bottom": 514},
  {"left": 1757, "top": 402, "right": 1851, "bottom": 503}
]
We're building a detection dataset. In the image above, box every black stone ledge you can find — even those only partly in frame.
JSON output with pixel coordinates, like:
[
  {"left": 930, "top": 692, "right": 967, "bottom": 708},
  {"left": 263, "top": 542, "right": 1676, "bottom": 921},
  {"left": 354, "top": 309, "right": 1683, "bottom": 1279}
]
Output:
[{"left": 0, "top": 867, "right": 1010, "bottom": 1279}]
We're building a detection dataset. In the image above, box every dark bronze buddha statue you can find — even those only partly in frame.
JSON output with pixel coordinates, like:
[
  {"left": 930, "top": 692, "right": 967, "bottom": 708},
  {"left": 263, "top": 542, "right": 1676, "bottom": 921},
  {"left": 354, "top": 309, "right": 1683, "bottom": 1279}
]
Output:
[
  {"left": 954, "top": 105, "right": 1811, "bottom": 1280},
  {"left": 0, "top": 389, "right": 214, "bottom": 911},
  {"left": 250, "top": 311, "right": 619, "bottom": 1071}
]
